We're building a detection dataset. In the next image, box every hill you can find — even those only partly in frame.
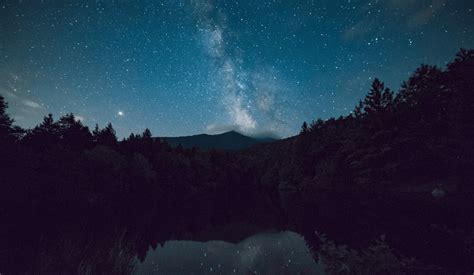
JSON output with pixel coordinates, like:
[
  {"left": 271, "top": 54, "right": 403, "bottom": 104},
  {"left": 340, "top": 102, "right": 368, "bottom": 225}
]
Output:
[{"left": 157, "top": 131, "right": 277, "bottom": 151}]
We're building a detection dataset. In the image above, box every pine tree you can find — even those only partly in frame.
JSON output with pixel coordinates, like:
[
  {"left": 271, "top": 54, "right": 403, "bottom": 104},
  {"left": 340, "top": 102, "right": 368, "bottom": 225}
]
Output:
[
  {"left": 395, "top": 65, "right": 441, "bottom": 108},
  {"left": 0, "top": 95, "right": 14, "bottom": 140},
  {"left": 104, "top": 123, "right": 117, "bottom": 140},
  {"left": 92, "top": 123, "right": 100, "bottom": 138},
  {"left": 93, "top": 123, "right": 117, "bottom": 146},
  {"left": 27, "top": 114, "right": 60, "bottom": 147},
  {"left": 38, "top": 114, "right": 58, "bottom": 134},
  {"left": 300, "top": 121, "right": 309, "bottom": 134},
  {"left": 364, "top": 79, "right": 384, "bottom": 115},
  {"left": 381, "top": 89, "right": 393, "bottom": 110},
  {"left": 57, "top": 113, "right": 92, "bottom": 149},
  {"left": 353, "top": 100, "right": 364, "bottom": 118},
  {"left": 142, "top": 128, "right": 152, "bottom": 140},
  {"left": 310, "top": 118, "right": 325, "bottom": 131},
  {"left": 361, "top": 78, "right": 393, "bottom": 116}
]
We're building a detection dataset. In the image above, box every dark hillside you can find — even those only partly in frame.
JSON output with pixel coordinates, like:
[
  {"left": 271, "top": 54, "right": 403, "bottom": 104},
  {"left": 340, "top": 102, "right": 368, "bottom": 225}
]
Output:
[
  {"left": 0, "top": 49, "right": 473, "bottom": 273},
  {"left": 157, "top": 130, "right": 277, "bottom": 151}
]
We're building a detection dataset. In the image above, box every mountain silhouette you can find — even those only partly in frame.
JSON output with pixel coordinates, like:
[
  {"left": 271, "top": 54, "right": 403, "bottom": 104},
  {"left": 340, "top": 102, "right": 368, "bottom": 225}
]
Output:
[{"left": 157, "top": 131, "right": 277, "bottom": 150}]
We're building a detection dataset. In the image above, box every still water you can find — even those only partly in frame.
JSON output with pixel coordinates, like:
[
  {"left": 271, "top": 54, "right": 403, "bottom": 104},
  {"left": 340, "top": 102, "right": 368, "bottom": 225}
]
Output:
[
  {"left": 2, "top": 188, "right": 469, "bottom": 273},
  {"left": 136, "top": 231, "right": 323, "bottom": 274},
  {"left": 2, "top": 189, "right": 327, "bottom": 273},
  {"left": 132, "top": 189, "right": 325, "bottom": 274}
]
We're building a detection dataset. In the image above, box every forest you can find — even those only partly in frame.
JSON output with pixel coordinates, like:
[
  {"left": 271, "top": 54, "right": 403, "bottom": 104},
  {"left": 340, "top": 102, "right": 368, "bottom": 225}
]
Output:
[{"left": 0, "top": 49, "right": 473, "bottom": 273}]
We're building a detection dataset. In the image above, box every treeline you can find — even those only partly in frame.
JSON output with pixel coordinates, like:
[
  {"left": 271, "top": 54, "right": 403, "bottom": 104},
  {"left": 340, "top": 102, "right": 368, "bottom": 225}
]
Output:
[
  {"left": 0, "top": 100, "right": 249, "bottom": 218},
  {"left": 1, "top": 49, "right": 473, "bottom": 273},
  {"left": 0, "top": 49, "right": 473, "bottom": 216},
  {"left": 241, "top": 49, "right": 474, "bottom": 193}
]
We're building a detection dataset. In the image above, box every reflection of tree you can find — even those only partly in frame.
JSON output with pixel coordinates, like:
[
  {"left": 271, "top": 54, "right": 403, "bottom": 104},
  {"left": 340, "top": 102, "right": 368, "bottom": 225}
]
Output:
[
  {"left": 34, "top": 227, "right": 137, "bottom": 274},
  {"left": 315, "top": 232, "right": 421, "bottom": 274},
  {"left": 0, "top": 50, "right": 473, "bottom": 273}
]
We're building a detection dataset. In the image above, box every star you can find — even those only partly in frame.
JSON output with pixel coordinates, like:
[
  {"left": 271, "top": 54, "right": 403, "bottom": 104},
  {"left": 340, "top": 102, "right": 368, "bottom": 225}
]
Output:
[{"left": 1, "top": 0, "right": 472, "bottom": 138}]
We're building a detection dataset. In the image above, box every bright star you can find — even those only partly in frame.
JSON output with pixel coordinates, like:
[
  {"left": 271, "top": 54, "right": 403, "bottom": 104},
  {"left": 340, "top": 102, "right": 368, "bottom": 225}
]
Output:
[{"left": 117, "top": 111, "right": 124, "bottom": 116}]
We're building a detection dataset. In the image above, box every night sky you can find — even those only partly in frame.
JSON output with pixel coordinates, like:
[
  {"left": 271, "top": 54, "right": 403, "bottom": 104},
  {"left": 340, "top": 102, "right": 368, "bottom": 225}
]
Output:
[{"left": 1, "top": 0, "right": 473, "bottom": 138}]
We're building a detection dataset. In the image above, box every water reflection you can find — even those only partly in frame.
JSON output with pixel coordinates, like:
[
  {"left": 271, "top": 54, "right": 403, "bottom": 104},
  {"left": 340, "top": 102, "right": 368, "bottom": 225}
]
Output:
[
  {"left": 136, "top": 231, "right": 323, "bottom": 274},
  {"left": 2, "top": 188, "right": 471, "bottom": 273}
]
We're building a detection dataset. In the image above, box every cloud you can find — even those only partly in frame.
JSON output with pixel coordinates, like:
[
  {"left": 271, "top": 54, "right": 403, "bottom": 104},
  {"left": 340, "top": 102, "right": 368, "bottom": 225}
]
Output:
[
  {"left": 384, "top": 0, "right": 446, "bottom": 27},
  {"left": 386, "top": 0, "right": 418, "bottom": 10},
  {"left": 343, "top": 0, "right": 446, "bottom": 41},
  {"left": 342, "top": 19, "right": 372, "bottom": 40},
  {"left": 206, "top": 123, "right": 281, "bottom": 139},
  {"left": 22, "top": 99, "right": 43, "bottom": 109},
  {"left": 3, "top": 90, "right": 19, "bottom": 99},
  {"left": 0, "top": 73, "right": 51, "bottom": 128},
  {"left": 12, "top": 115, "right": 25, "bottom": 121},
  {"left": 206, "top": 123, "right": 238, "bottom": 134},
  {"left": 248, "top": 129, "right": 282, "bottom": 139},
  {"left": 9, "top": 72, "right": 21, "bottom": 82},
  {"left": 0, "top": 83, "right": 19, "bottom": 99},
  {"left": 75, "top": 115, "right": 85, "bottom": 122},
  {"left": 407, "top": 0, "right": 446, "bottom": 27}
]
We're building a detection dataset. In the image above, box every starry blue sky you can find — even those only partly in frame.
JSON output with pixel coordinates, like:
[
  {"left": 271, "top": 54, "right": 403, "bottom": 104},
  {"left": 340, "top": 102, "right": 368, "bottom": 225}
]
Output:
[{"left": 1, "top": 0, "right": 473, "bottom": 138}]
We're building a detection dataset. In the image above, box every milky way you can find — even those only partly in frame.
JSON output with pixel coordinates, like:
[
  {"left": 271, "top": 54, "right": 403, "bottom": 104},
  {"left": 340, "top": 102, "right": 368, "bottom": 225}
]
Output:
[{"left": 1, "top": 0, "right": 473, "bottom": 138}]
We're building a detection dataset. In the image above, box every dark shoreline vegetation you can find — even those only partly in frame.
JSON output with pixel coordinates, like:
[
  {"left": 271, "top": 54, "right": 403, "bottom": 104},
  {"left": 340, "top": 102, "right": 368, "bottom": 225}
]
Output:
[{"left": 1, "top": 49, "right": 473, "bottom": 273}]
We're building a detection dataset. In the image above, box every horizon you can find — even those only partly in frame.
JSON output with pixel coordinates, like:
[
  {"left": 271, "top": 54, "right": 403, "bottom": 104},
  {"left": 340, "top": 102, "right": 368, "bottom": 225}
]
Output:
[
  {"left": 1, "top": 0, "right": 473, "bottom": 139},
  {"left": 1, "top": 2, "right": 474, "bottom": 272},
  {"left": 158, "top": 129, "right": 282, "bottom": 140}
]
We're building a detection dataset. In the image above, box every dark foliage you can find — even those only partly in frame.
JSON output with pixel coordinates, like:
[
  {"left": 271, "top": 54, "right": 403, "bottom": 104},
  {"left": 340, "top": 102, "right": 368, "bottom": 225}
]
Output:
[
  {"left": 245, "top": 49, "right": 474, "bottom": 194},
  {"left": 0, "top": 49, "right": 473, "bottom": 273}
]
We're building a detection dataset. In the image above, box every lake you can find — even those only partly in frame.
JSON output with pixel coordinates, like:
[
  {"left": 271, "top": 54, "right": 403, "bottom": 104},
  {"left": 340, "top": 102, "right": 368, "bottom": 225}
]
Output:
[
  {"left": 135, "top": 231, "right": 323, "bottom": 274},
  {"left": 1, "top": 187, "right": 471, "bottom": 273}
]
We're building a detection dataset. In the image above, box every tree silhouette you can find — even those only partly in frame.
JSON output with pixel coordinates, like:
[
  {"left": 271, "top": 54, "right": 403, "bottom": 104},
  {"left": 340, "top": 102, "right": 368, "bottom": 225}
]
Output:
[
  {"left": 40, "top": 114, "right": 57, "bottom": 133},
  {"left": 93, "top": 123, "right": 118, "bottom": 147},
  {"left": 57, "top": 113, "right": 92, "bottom": 150},
  {"left": 0, "top": 95, "right": 14, "bottom": 141},
  {"left": 0, "top": 51, "right": 473, "bottom": 273},
  {"left": 363, "top": 78, "right": 393, "bottom": 115},
  {"left": 92, "top": 123, "right": 100, "bottom": 137},
  {"left": 300, "top": 121, "right": 309, "bottom": 134},
  {"left": 25, "top": 113, "right": 60, "bottom": 148},
  {"left": 395, "top": 65, "right": 442, "bottom": 109},
  {"left": 310, "top": 118, "right": 325, "bottom": 132},
  {"left": 142, "top": 128, "right": 152, "bottom": 140},
  {"left": 353, "top": 100, "right": 364, "bottom": 118}
]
